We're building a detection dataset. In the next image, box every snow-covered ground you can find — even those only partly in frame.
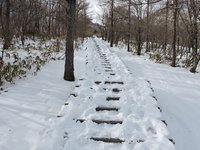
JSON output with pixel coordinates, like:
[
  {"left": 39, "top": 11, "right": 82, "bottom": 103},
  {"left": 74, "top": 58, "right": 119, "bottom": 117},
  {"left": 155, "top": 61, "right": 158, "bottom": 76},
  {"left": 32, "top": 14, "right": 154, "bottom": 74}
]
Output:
[
  {"left": 0, "top": 42, "right": 86, "bottom": 149},
  {"left": 1, "top": 37, "right": 199, "bottom": 150},
  {"left": 36, "top": 38, "right": 174, "bottom": 150},
  {"left": 0, "top": 38, "right": 64, "bottom": 87},
  {"left": 0, "top": 60, "right": 74, "bottom": 150},
  {"left": 111, "top": 42, "right": 200, "bottom": 150}
]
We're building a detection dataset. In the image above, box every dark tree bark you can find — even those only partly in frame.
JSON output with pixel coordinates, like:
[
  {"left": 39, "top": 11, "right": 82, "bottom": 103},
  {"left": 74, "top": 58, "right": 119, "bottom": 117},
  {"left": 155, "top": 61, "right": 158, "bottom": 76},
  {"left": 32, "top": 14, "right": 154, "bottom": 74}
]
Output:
[
  {"left": 110, "top": 0, "right": 114, "bottom": 47},
  {"left": 135, "top": 4, "right": 143, "bottom": 56},
  {"left": 189, "top": 0, "right": 199, "bottom": 73},
  {"left": 145, "top": 0, "right": 150, "bottom": 52},
  {"left": 190, "top": 56, "right": 200, "bottom": 73},
  {"left": 3, "top": 0, "right": 11, "bottom": 50},
  {"left": 64, "top": 0, "right": 76, "bottom": 81},
  {"left": 171, "top": 0, "right": 178, "bottom": 67},
  {"left": 127, "top": 0, "right": 131, "bottom": 52},
  {"left": 164, "top": 0, "right": 169, "bottom": 54},
  {"left": 137, "top": 25, "right": 142, "bottom": 55},
  {"left": 48, "top": 0, "right": 52, "bottom": 39}
]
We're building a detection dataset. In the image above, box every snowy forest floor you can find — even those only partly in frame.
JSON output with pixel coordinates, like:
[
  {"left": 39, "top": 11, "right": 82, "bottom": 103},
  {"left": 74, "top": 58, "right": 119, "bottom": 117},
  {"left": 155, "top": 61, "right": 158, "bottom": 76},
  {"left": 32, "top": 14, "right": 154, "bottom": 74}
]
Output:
[{"left": 0, "top": 37, "right": 199, "bottom": 150}]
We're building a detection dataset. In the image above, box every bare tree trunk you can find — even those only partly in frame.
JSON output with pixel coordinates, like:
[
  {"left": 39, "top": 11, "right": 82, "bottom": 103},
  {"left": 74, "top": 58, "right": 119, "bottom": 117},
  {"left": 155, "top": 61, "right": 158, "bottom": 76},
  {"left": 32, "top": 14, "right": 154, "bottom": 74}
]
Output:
[
  {"left": 146, "top": 0, "right": 150, "bottom": 52},
  {"left": 137, "top": 25, "right": 142, "bottom": 55},
  {"left": 21, "top": 25, "right": 26, "bottom": 45},
  {"left": 136, "top": 4, "right": 143, "bottom": 56},
  {"left": 105, "top": 29, "right": 108, "bottom": 41},
  {"left": 190, "top": 56, "right": 200, "bottom": 73},
  {"left": 83, "top": 8, "right": 87, "bottom": 40},
  {"left": 127, "top": 0, "right": 131, "bottom": 52},
  {"left": 164, "top": 0, "right": 169, "bottom": 55},
  {"left": 3, "top": 0, "right": 11, "bottom": 50},
  {"left": 0, "top": 3, "right": 2, "bottom": 31},
  {"left": 48, "top": 0, "right": 52, "bottom": 39},
  {"left": 171, "top": 0, "right": 178, "bottom": 67},
  {"left": 0, "top": 2, "right": 3, "bottom": 59},
  {"left": 64, "top": 0, "right": 76, "bottom": 81},
  {"left": 190, "top": 0, "right": 199, "bottom": 73},
  {"left": 110, "top": 0, "right": 114, "bottom": 47}
]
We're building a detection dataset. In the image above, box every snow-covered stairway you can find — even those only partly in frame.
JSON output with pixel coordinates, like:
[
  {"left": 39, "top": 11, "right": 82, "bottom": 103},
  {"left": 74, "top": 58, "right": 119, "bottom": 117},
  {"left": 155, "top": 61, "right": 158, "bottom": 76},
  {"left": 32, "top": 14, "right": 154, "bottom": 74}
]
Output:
[
  {"left": 43, "top": 38, "right": 175, "bottom": 150},
  {"left": 88, "top": 43, "right": 125, "bottom": 143}
]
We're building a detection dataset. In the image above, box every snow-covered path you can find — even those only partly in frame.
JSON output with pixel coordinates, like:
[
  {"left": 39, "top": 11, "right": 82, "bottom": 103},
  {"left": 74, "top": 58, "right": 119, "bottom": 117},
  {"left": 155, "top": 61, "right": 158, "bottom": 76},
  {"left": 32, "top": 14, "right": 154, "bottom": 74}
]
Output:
[
  {"left": 0, "top": 38, "right": 175, "bottom": 150},
  {"left": 36, "top": 38, "right": 174, "bottom": 150}
]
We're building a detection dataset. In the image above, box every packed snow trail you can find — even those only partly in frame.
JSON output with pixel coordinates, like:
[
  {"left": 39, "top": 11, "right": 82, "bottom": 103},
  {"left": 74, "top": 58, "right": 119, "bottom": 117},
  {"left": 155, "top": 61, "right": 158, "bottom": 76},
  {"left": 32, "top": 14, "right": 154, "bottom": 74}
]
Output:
[{"left": 36, "top": 38, "right": 174, "bottom": 150}]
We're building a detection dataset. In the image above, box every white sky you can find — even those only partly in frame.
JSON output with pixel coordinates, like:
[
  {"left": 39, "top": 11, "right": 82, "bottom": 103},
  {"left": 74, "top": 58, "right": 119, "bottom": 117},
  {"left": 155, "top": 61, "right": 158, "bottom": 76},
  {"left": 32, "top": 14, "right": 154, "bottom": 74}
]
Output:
[{"left": 86, "top": 0, "right": 103, "bottom": 24}]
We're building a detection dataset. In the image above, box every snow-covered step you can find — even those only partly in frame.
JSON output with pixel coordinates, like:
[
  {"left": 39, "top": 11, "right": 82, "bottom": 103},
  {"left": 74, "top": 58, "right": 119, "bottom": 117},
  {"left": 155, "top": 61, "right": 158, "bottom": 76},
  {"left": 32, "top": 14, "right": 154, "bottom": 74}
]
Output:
[
  {"left": 95, "top": 106, "right": 119, "bottom": 112},
  {"left": 105, "top": 81, "right": 124, "bottom": 85},
  {"left": 90, "top": 137, "right": 125, "bottom": 143},
  {"left": 105, "top": 70, "right": 113, "bottom": 72},
  {"left": 100, "top": 55, "right": 107, "bottom": 57},
  {"left": 76, "top": 119, "right": 123, "bottom": 125},
  {"left": 102, "top": 63, "right": 111, "bottom": 66},
  {"left": 94, "top": 81, "right": 102, "bottom": 85},
  {"left": 112, "top": 88, "right": 122, "bottom": 93},
  {"left": 70, "top": 92, "right": 79, "bottom": 97},
  {"left": 92, "top": 119, "right": 123, "bottom": 125},
  {"left": 102, "top": 62, "right": 111, "bottom": 65},
  {"left": 76, "top": 119, "right": 85, "bottom": 123},
  {"left": 106, "top": 97, "right": 120, "bottom": 101},
  {"left": 105, "top": 66, "right": 112, "bottom": 69},
  {"left": 110, "top": 73, "right": 115, "bottom": 76}
]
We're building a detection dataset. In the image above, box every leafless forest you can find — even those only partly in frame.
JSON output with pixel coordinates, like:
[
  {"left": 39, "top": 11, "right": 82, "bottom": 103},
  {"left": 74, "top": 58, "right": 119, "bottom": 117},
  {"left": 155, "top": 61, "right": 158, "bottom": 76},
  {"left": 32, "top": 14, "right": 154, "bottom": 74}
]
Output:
[
  {"left": 99, "top": 0, "right": 200, "bottom": 72},
  {"left": 0, "top": 0, "right": 200, "bottom": 84}
]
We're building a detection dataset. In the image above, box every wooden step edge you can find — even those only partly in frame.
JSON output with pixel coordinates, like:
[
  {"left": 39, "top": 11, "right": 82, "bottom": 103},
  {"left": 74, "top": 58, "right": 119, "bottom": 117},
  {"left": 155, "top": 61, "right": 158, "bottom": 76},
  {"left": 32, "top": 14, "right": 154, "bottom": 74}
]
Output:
[
  {"left": 106, "top": 97, "right": 120, "bottom": 101},
  {"left": 94, "top": 81, "right": 102, "bottom": 85},
  {"left": 90, "top": 137, "right": 125, "bottom": 143},
  {"left": 76, "top": 119, "right": 85, "bottom": 123},
  {"left": 110, "top": 73, "right": 115, "bottom": 76},
  {"left": 112, "top": 88, "right": 122, "bottom": 93},
  {"left": 92, "top": 119, "right": 123, "bottom": 125},
  {"left": 96, "top": 107, "right": 119, "bottom": 112},
  {"left": 105, "top": 81, "right": 124, "bottom": 84},
  {"left": 105, "top": 70, "right": 113, "bottom": 72},
  {"left": 76, "top": 119, "right": 123, "bottom": 125}
]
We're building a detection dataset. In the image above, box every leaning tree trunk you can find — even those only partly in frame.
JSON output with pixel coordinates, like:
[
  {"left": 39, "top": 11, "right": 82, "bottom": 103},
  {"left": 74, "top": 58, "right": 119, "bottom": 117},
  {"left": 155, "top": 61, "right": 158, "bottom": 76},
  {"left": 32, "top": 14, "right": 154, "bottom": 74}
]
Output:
[{"left": 64, "top": 0, "right": 76, "bottom": 81}]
